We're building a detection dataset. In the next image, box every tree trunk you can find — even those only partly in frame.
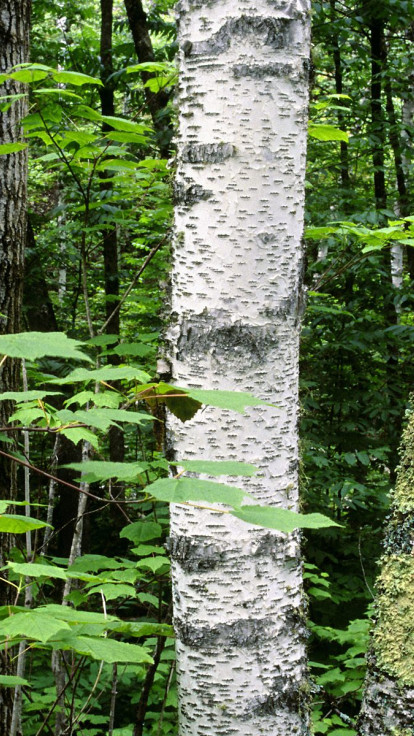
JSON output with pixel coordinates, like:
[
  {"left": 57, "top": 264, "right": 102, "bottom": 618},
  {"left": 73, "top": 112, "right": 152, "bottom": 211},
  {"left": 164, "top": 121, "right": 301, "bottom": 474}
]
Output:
[
  {"left": 0, "top": 3, "right": 31, "bottom": 732},
  {"left": 123, "top": 0, "right": 173, "bottom": 156},
  {"left": 370, "top": 16, "right": 387, "bottom": 213},
  {"left": 167, "top": 2, "right": 311, "bottom": 734},
  {"left": 357, "top": 404, "right": 414, "bottom": 735},
  {"left": 99, "top": 0, "right": 126, "bottom": 488}
]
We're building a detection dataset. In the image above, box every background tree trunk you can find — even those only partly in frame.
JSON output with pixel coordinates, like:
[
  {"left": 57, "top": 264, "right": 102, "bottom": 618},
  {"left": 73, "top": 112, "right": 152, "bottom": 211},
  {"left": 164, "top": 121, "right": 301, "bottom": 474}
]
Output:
[
  {"left": 357, "top": 404, "right": 414, "bottom": 735},
  {"left": 167, "top": 1, "right": 311, "bottom": 734},
  {"left": 0, "top": 2, "right": 31, "bottom": 731}
]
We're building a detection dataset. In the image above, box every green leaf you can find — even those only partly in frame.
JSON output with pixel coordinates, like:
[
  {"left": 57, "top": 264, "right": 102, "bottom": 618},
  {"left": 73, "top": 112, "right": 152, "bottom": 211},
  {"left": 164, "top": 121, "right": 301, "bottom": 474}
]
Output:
[
  {"left": 64, "top": 461, "right": 148, "bottom": 483},
  {"left": 0, "top": 332, "right": 90, "bottom": 362},
  {"left": 0, "top": 675, "right": 31, "bottom": 687},
  {"left": 0, "top": 142, "right": 28, "bottom": 155},
  {"left": 8, "top": 562, "right": 68, "bottom": 579},
  {"left": 60, "top": 426, "right": 99, "bottom": 450},
  {"left": 0, "top": 612, "right": 70, "bottom": 643},
  {"left": 53, "top": 70, "right": 103, "bottom": 86},
  {"left": 111, "top": 343, "right": 155, "bottom": 358},
  {"left": 10, "top": 69, "right": 48, "bottom": 82},
  {"left": 120, "top": 521, "right": 162, "bottom": 544},
  {"left": 308, "top": 124, "right": 349, "bottom": 142},
  {"left": 52, "top": 634, "right": 153, "bottom": 664},
  {"left": 127, "top": 62, "right": 168, "bottom": 74},
  {"left": 175, "top": 460, "right": 258, "bottom": 476},
  {"left": 34, "top": 88, "right": 83, "bottom": 99},
  {"left": 101, "top": 116, "right": 151, "bottom": 134},
  {"left": 145, "top": 477, "right": 253, "bottom": 507},
  {"left": 120, "top": 622, "right": 174, "bottom": 638},
  {"left": 0, "top": 390, "right": 62, "bottom": 402},
  {"left": 87, "top": 584, "right": 137, "bottom": 600},
  {"left": 68, "top": 556, "right": 129, "bottom": 573},
  {"left": 52, "top": 365, "right": 150, "bottom": 384},
  {"left": 183, "top": 388, "right": 269, "bottom": 413},
  {"left": 0, "top": 514, "right": 52, "bottom": 534},
  {"left": 230, "top": 506, "right": 341, "bottom": 533},
  {"left": 37, "top": 604, "right": 119, "bottom": 624},
  {"left": 135, "top": 557, "right": 170, "bottom": 574}
]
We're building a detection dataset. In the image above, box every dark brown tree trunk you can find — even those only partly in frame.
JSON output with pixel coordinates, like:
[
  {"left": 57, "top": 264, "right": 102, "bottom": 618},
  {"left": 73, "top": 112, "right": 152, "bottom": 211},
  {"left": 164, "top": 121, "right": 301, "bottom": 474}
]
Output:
[
  {"left": 370, "top": 17, "right": 387, "bottom": 212},
  {"left": 23, "top": 220, "right": 59, "bottom": 332},
  {"left": 123, "top": 0, "right": 173, "bottom": 156},
  {"left": 0, "top": 3, "right": 31, "bottom": 732},
  {"left": 329, "top": 0, "right": 350, "bottom": 196}
]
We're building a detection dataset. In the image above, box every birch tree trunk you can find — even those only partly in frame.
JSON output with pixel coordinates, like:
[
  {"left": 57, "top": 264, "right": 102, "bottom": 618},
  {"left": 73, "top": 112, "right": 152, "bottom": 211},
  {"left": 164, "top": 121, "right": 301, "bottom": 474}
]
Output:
[
  {"left": 357, "top": 405, "right": 414, "bottom": 736},
  {"left": 167, "top": 2, "right": 311, "bottom": 734}
]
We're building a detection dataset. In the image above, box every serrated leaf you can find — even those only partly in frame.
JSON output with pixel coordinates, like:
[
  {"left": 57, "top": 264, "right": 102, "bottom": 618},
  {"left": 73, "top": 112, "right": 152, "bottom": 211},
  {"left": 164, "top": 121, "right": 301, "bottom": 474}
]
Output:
[
  {"left": 230, "top": 506, "right": 341, "bottom": 533},
  {"left": 64, "top": 461, "right": 147, "bottom": 483},
  {"left": 309, "top": 124, "right": 349, "bottom": 142},
  {"left": 0, "top": 390, "right": 62, "bottom": 402},
  {"left": 52, "top": 634, "right": 153, "bottom": 664},
  {"left": 37, "top": 604, "right": 119, "bottom": 624},
  {"left": 127, "top": 62, "right": 168, "bottom": 74},
  {"left": 68, "top": 555, "right": 129, "bottom": 573},
  {"left": 0, "top": 332, "right": 90, "bottom": 362},
  {"left": 0, "top": 612, "right": 70, "bottom": 643},
  {"left": 60, "top": 427, "right": 99, "bottom": 450},
  {"left": 120, "top": 521, "right": 162, "bottom": 544},
  {"left": 184, "top": 388, "right": 269, "bottom": 413},
  {"left": 145, "top": 477, "right": 253, "bottom": 506},
  {"left": 51, "top": 365, "right": 150, "bottom": 384},
  {"left": 10, "top": 69, "right": 48, "bottom": 83},
  {"left": 53, "top": 70, "right": 103, "bottom": 86},
  {"left": 87, "top": 583, "right": 137, "bottom": 600},
  {"left": 0, "top": 675, "right": 31, "bottom": 687},
  {"left": 119, "top": 622, "right": 173, "bottom": 638},
  {"left": 8, "top": 562, "right": 68, "bottom": 579},
  {"left": 101, "top": 116, "right": 152, "bottom": 134},
  {"left": 0, "top": 142, "right": 28, "bottom": 155},
  {"left": 175, "top": 460, "right": 258, "bottom": 476},
  {"left": 136, "top": 557, "right": 170, "bottom": 574},
  {"left": 0, "top": 515, "right": 52, "bottom": 534},
  {"left": 34, "top": 88, "right": 83, "bottom": 99},
  {"left": 111, "top": 343, "right": 154, "bottom": 358}
]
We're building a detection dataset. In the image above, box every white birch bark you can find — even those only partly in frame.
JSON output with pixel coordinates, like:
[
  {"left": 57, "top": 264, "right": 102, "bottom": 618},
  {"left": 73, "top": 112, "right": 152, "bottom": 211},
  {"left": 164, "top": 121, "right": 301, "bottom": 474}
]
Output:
[{"left": 167, "top": 2, "right": 311, "bottom": 734}]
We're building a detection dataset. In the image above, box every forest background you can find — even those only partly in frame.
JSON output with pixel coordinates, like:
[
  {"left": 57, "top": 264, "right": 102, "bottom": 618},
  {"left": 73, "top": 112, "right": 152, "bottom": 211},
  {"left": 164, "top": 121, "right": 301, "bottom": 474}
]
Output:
[{"left": 0, "top": 0, "right": 413, "bottom": 735}]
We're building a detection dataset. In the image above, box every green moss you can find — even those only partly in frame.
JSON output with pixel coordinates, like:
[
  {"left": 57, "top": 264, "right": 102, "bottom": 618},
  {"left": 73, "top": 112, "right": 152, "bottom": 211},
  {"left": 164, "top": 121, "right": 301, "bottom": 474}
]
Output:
[
  {"left": 393, "top": 408, "right": 414, "bottom": 514},
  {"left": 373, "top": 554, "right": 414, "bottom": 686}
]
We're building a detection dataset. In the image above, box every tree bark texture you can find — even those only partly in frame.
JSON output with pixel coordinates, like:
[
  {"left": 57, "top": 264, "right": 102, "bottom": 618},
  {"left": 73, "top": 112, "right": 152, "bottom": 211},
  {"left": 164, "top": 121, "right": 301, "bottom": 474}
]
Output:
[
  {"left": 357, "top": 405, "right": 414, "bottom": 736},
  {"left": 123, "top": 0, "right": 173, "bottom": 156},
  {"left": 167, "top": 2, "right": 311, "bottom": 734},
  {"left": 0, "top": 0, "right": 30, "bottom": 575},
  {"left": 0, "top": 3, "right": 30, "bottom": 732},
  {"left": 370, "top": 16, "right": 387, "bottom": 212}
]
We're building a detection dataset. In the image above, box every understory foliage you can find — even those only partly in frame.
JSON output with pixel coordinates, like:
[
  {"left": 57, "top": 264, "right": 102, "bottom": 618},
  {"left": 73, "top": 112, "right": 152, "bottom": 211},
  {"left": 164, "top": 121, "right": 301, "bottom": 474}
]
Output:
[{"left": 0, "top": 0, "right": 414, "bottom": 734}]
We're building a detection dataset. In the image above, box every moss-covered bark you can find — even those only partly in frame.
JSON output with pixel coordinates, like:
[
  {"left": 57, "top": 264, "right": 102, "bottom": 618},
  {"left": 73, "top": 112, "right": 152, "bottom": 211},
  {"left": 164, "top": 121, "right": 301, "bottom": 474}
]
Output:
[{"left": 357, "top": 406, "right": 414, "bottom": 735}]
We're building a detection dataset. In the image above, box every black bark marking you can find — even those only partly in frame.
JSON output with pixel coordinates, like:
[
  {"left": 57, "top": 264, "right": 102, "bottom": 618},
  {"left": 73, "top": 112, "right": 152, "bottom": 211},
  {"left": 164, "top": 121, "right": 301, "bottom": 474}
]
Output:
[
  {"left": 175, "top": 616, "right": 273, "bottom": 648},
  {"left": 173, "top": 180, "right": 213, "bottom": 206},
  {"left": 181, "top": 142, "right": 236, "bottom": 164},
  {"left": 187, "top": 16, "right": 291, "bottom": 57},
  {"left": 176, "top": 322, "right": 281, "bottom": 365},
  {"left": 233, "top": 61, "right": 306, "bottom": 80},
  {"left": 244, "top": 674, "right": 310, "bottom": 720},
  {"left": 166, "top": 535, "right": 224, "bottom": 572}
]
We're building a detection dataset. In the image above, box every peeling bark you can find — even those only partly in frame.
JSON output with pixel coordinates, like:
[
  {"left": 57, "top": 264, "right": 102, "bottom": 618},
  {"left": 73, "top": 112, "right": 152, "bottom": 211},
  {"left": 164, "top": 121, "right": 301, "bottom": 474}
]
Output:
[{"left": 168, "top": 1, "right": 311, "bottom": 734}]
